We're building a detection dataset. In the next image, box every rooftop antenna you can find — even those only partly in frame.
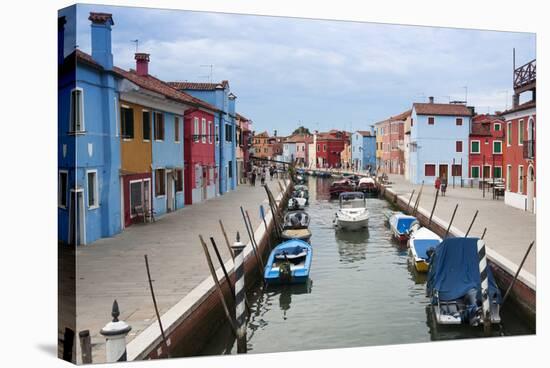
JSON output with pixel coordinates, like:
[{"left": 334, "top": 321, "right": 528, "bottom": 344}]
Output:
[
  {"left": 200, "top": 64, "right": 214, "bottom": 83},
  {"left": 463, "top": 86, "right": 468, "bottom": 104},
  {"left": 131, "top": 39, "right": 139, "bottom": 53}
]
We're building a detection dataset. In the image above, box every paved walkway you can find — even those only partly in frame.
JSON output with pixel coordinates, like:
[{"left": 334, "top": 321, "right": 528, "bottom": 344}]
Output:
[
  {"left": 385, "top": 174, "right": 536, "bottom": 275},
  {"left": 73, "top": 180, "right": 286, "bottom": 363}
]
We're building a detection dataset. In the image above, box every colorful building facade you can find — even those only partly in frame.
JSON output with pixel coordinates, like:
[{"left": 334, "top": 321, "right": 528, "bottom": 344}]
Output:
[
  {"left": 409, "top": 99, "right": 472, "bottom": 184},
  {"left": 58, "top": 12, "right": 122, "bottom": 245},
  {"left": 351, "top": 130, "right": 377, "bottom": 172},
  {"left": 468, "top": 114, "right": 505, "bottom": 180},
  {"left": 500, "top": 58, "right": 536, "bottom": 212}
]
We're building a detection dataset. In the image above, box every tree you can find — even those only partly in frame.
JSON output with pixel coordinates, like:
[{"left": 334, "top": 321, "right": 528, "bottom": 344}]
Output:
[{"left": 292, "top": 126, "right": 311, "bottom": 135}]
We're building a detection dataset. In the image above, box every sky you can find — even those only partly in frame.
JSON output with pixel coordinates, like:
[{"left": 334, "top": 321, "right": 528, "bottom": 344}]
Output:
[{"left": 60, "top": 4, "right": 536, "bottom": 136}]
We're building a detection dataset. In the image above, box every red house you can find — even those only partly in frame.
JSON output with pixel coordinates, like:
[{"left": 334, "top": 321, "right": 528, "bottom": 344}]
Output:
[
  {"left": 469, "top": 114, "right": 505, "bottom": 180},
  {"left": 315, "top": 130, "right": 349, "bottom": 168},
  {"left": 499, "top": 58, "right": 536, "bottom": 212},
  {"left": 184, "top": 108, "right": 217, "bottom": 204}
]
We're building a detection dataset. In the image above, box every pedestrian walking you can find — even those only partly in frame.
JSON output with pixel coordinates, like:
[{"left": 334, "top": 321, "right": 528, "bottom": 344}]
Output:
[
  {"left": 260, "top": 168, "right": 266, "bottom": 185},
  {"left": 441, "top": 175, "right": 447, "bottom": 196},
  {"left": 269, "top": 166, "right": 274, "bottom": 181},
  {"left": 251, "top": 169, "right": 256, "bottom": 186},
  {"left": 435, "top": 177, "right": 441, "bottom": 191}
]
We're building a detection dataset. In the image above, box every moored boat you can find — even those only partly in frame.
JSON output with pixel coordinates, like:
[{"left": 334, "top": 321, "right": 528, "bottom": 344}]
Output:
[
  {"left": 333, "top": 192, "right": 369, "bottom": 231},
  {"left": 389, "top": 212, "right": 417, "bottom": 241},
  {"left": 329, "top": 179, "right": 355, "bottom": 198},
  {"left": 264, "top": 239, "right": 312, "bottom": 285},
  {"left": 282, "top": 210, "right": 312, "bottom": 242},
  {"left": 357, "top": 177, "right": 378, "bottom": 195},
  {"left": 408, "top": 224, "right": 442, "bottom": 272},
  {"left": 427, "top": 237, "right": 502, "bottom": 326}
]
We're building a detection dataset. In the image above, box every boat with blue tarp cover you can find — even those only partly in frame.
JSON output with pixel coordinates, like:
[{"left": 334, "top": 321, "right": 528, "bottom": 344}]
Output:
[
  {"left": 408, "top": 224, "right": 442, "bottom": 272},
  {"left": 427, "top": 237, "right": 502, "bottom": 326},
  {"left": 389, "top": 212, "right": 417, "bottom": 241},
  {"left": 264, "top": 239, "right": 312, "bottom": 285}
]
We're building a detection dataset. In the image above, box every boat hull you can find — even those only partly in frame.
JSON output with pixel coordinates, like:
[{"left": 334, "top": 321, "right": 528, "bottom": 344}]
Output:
[{"left": 335, "top": 218, "right": 369, "bottom": 231}]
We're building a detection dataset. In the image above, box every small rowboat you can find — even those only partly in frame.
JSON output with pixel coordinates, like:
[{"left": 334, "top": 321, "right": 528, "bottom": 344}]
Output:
[
  {"left": 389, "top": 212, "right": 417, "bottom": 241},
  {"left": 264, "top": 239, "right": 312, "bottom": 285},
  {"left": 408, "top": 225, "right": 441, "bottom": 272},
  {"left": 281, "top": 228, "right": 312, "bottom": 242},
  {"left": 357, "top": 177, "right": 378, "bottom": 195}
]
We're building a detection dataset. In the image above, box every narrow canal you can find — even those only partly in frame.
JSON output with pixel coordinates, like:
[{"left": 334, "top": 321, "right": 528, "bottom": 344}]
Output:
[{"left": 199, "top": 176, "right": 533, "bottom": 356}]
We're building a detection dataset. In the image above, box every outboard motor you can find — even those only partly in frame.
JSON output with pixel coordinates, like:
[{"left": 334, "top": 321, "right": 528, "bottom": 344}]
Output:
[
  {"left": 463, "top": 288, "right": 482, "bottom": 326},
  {"left": 279, "top": 253, "right": 292, "bottom": 284}
]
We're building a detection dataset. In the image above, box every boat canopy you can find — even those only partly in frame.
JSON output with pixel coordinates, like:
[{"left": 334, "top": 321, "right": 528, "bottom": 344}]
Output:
[
  {"left": 427, "top": 237, "right": 502, "bottom": 303},
  {"left": 395, "top": 216, "right": 417, "bottom": 234}
]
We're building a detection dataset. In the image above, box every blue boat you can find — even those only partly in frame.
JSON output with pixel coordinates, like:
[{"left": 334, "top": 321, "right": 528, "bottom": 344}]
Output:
[
  {"left": 389, "top": 212, "right": 417, "bottom": 241},
  {"left": 427, "top": 237, "right": 502, "bottom": 326},
  {"left": 264, "top": 239, "right": 312, "bottom": 285}
]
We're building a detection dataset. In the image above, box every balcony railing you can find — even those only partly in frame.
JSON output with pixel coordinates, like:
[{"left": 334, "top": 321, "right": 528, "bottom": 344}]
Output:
[
  {"left": 523, "top": 140, "right": 535, "bottom": 159},
  {"left": 514, "top": 59, "right": 536, "bottom": 90}
]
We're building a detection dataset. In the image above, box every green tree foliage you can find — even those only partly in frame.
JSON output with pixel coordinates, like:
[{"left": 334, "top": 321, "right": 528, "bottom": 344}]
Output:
[{"left": 292, "top": 126, "right": 311, "bottom": 135}]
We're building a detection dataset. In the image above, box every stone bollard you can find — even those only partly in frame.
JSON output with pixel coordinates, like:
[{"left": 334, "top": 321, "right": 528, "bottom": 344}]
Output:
[
  {"left": 231, "top": 232, "right": 247, "bottom": 353},
  {"left": 100, "top": 300, "right": 132, "bottom": 362}
]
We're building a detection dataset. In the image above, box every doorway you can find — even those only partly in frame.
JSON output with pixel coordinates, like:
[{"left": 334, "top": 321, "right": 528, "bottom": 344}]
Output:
[
  {"left": 438, "top": 164, "right": 448, "bottom": 180},
  {"left": 527, "top": 165, "right": 534, "bottom": 212},
  {"left": 68, "top": 189, "right": 85, "bottom": 245},
  {"left": 167, "top": 170, "right": 175, "bottom": 212}
]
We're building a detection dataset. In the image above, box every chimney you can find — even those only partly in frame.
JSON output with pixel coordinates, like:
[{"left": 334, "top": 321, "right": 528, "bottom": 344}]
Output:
[
  {"left": 135, "top": 53, "right": 150, "bottom": 76},
  {"left": 428, "top": 96, "right": 434, "bottom": 104},
  {"left": 58, "top": 16, "right": 66, "bottom": 66},
  {"left": 89, "top": 12, "right": 114, "bottom": 70}
]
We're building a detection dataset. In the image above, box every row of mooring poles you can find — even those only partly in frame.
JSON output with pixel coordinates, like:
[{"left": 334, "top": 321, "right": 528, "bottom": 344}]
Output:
[{"left": 75, "top": 180, "right": 290, "bottom": 362}]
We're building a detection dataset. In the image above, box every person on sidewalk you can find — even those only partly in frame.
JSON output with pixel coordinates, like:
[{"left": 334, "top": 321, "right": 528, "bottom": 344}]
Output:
[
  {"left": 435, "top": 176, "right": 441, "bottom": 191},
  {"left": 260, "top": 168, "right": 266, "bottom": 185},
  {"left": 441, "top": 175, "right": 447, "bottom": 196}
]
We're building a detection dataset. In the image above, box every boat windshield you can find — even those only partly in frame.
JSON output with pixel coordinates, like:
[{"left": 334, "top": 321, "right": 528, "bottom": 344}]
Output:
[{"left": 339, "top": 193, "right": 366, "bottom": 208}]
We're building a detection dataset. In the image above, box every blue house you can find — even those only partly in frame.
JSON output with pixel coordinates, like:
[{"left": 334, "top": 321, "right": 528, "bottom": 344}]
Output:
[
  {"left": 58, "top": 10, "right": 122, "bottom": 245},
  {"left": 409, "top": 98, "right": 473, "bottom": 184},
  {"left": 169, "top": 81, "right": 238, "bottom": 195},
  {"left": 351, "top": 130, "right": 377, "bottom": 172}
]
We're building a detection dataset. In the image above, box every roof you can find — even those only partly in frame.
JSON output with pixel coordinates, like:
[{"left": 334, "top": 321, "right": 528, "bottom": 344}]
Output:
[
  {"left": 74, "top": 50, "right": 219, "bottom": 112},
  {"left": 355, "top": 130, "right": 373, "bottom": 137},
  {"left": 498, "top": 100, "right": 536, "bottom": 116},
  {"left": 168, "top": 80, "right": 229, "bottom": 91},
  {"left": 236, "top": 113, "right": 249, "bottom": 121},
  {"left": 316, "top": 132, "right": 348, "bottom": 142},
  {"left": 413, "top": 103, "right": 473, "bottom": 116},
  {"left": 374, "top": 109, "right": 412, "bottom": 125},
  {"left": 254, "top": 131, "right": 269, "bottom": 138},
  {"left": 284, "top": 134, "right": 313, "bottom": 143},
  {"left": 114, "top": 67, "right": 219, "bottom": 112}
]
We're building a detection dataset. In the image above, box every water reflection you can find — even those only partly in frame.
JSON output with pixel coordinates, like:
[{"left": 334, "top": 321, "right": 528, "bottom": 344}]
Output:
[{"left": 335, "top": 229, "right": 369, "bottom": 264}]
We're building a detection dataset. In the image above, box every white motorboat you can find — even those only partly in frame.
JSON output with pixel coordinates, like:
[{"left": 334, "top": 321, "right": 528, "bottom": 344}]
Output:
[{"left": 333, "top": 192, "right": 369, "bottom": 230}]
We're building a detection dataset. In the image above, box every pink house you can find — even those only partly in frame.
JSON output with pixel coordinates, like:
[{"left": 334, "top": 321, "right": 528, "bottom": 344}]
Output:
[{"left": 293, "top": 135, "right": 313, "bottom": 166}]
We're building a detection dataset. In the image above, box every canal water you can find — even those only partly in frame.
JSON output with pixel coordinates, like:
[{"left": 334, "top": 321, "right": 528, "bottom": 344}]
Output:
[{"left": 200, "top": 176, "right": 533, "bottom": 356}]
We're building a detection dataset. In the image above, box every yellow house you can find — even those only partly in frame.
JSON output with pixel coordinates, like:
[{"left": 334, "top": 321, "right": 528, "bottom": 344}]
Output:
[{"left": 375, "top": 123, "right": 383, "bottom": 171}]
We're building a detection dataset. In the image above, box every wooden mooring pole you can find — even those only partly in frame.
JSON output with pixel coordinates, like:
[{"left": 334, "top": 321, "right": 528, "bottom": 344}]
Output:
[
  {"left": 246, "top": 209, "right": 265, "bottom": 270},
  {"left": 259, "top": 205, "right": 273, "bottom": 250},
  {"left": 481, "top": 227, "right": 487, "bottom": 239},
  {"left": 476, "top": 239, "right": 492, "bottom": 334},
  {"left": 232, "top": 233, "right": 248, "bottom": 353},
  {"left": 219, "top": 219, "right": 234, "bottom": 259},
  {"left": 406, "top": 189, "right": 415, "bottom": 212},
  {"left": 198, "top": 236, "right": 238, "bottom": 335},
  {"left": 501, "top": 241, "right": 535, "bottom": 306},
  {"left": 428, "top": 188, "right": 440, "bottom": 226},
  {"left": 444, "top": 204, "right": 459, "bottom": 238},
  {"left": 413, "top": 181, "right": 424, "bottom": 216},
  {"left": 144, "top": 255, "right": 171, "bottom": 358},
  {"left": 464, "top": 210, "right": 479, "bottom": 237},
  {"left": 78, "top": 330, "right": 92, "bottom": 364},
  {"left": 240, "top": 206, "right": 265, "bottom": 279}
]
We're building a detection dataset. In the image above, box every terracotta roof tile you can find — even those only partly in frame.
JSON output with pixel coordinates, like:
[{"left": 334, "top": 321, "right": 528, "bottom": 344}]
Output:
[
  {"left": 168, "top": 80, "right": 229, "bottom": 91},
  {"left": 413, "top": 103, "right": 473, "bottom": 116},
  {"left": 355, "top": 130, "right": 373, "bottom": 136},
  {"left": 498, "top": 100, "right": 536, "bottom": 116}
]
